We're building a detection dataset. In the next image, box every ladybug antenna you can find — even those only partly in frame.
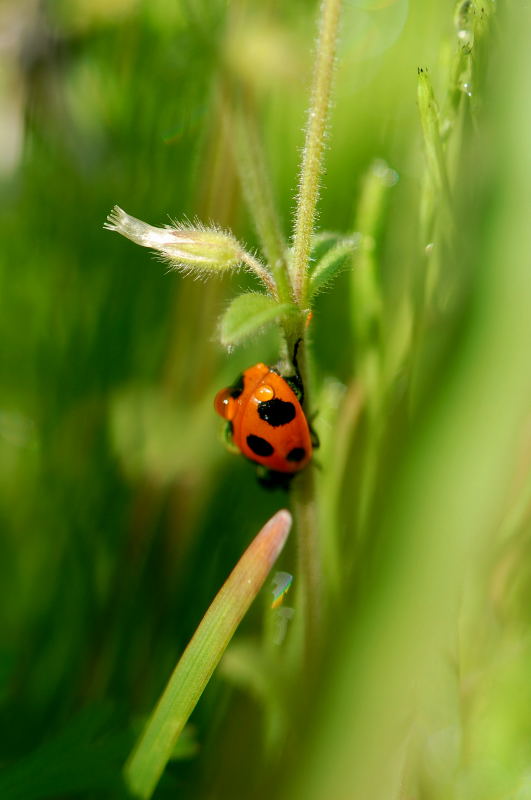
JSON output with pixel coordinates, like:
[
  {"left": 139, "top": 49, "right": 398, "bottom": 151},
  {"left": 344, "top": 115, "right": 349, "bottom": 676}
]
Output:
[{"left": 288, "top": 338, "right": 305, "bottom": 405}]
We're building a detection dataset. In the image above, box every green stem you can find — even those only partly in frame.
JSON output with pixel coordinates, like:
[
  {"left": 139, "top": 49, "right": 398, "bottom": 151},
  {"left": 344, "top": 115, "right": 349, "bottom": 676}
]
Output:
[
  {"left": 293, "top": 461, "right": 322, "bottom": 659},
  {"left": 241, "top": 251, "right": 279, "bottom": 298},
  {"left": 289, "top": 332, "right": 322, "bottom": 660},
  {"left": 286, "top": 0, "right": 343, "bottom": 665},
  {"left": 291, "top": 0, "right": 342, "bottom": 304}
]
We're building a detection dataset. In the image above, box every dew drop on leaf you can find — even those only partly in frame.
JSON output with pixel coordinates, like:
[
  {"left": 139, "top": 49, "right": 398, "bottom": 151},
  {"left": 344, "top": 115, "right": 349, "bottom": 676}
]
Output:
[{"left": 454, "top": 0, "right": 475, "bottom": 50}]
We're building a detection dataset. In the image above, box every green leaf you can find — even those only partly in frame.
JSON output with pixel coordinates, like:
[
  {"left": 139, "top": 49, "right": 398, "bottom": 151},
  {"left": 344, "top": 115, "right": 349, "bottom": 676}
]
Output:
[
  {"left": 124, "top": 509, "right": 292, "bottom": 799},
  {"left": 310, "top": 230, "right": 344, "bottom": 262},
  {"left": 309, "top": 236, "right": 360, "bottom": 297},
  {"left": 219, "top": 293, "right": 296, "bottom": 347}
]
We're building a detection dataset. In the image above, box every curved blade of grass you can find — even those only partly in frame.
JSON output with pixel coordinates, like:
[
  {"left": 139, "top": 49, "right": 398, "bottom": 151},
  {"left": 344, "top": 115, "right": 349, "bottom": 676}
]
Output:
[
  {"left": 225, "top": 98, "right": 290, "bottom": 301},
  {"left": 124, "top": 509, "right": 292, "bottom": 799}
]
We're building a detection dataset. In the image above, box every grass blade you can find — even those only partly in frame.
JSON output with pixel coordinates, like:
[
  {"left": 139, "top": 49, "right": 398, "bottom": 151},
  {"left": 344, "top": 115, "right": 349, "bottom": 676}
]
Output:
[
  {"left": 417, "top": 68, "right": 453, "bottom": 223},
  {"left": 124, "top": 509, "right": 292, "bottom": 799}
]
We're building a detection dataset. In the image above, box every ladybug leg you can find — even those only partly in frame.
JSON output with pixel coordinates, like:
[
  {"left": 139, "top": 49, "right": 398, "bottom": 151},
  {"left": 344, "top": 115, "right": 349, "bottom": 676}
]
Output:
[
  {"left": 287, "top": 337, "right": 305, "bottom": 403},
  {"left": 284, "top": 374, "right": 304, "bottom": 403},
  {"left": 277, "top": 338, "right": 305, "bottom": 402},
  {"left": 303, "top": 409, "right": 320, "bottom": 449},
  {"left": 310, "top": 423, "right": 320, "bottom": 450},
  {"left": 255, "top": 466, "right": 294, "bottom": 491},
  {"left": 287, "top": 338, "right": 319, "bottom": 447}
]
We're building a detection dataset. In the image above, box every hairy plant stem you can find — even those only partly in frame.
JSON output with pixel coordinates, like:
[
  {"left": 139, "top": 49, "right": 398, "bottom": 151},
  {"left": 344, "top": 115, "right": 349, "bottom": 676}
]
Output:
[
  {"left": 291, "top": 0, "right": 342, "bottom": 305},
  {"left": 286, "top": 0, "right": 343, "bottom": 663},
  {"left": 279, "top": 0, "right": 343, "bottom": 666},
  {"left": 241, "top": 251, "right": 279, "bottom": 298}
]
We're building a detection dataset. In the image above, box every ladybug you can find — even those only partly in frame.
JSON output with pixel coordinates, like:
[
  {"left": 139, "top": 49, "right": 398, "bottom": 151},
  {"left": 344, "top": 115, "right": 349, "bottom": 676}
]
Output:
[{"left": 214, "top": 361, "right": 315, "bottom": 488}]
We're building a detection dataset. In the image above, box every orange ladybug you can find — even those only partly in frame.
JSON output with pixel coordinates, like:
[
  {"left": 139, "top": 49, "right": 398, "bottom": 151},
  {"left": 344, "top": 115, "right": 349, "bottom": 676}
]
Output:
[{"left": 214, "top": 362, "right": 314, "bottom": 487}]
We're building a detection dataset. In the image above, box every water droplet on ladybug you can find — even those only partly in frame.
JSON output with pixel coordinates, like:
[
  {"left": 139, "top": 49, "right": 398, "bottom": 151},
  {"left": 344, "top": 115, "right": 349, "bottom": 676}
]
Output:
[
  {"left": 214, "top": 388, "right": 237, "bottom": 420},
  {"left": 256, "top": 383, "right": 275, "bottom": 402}
]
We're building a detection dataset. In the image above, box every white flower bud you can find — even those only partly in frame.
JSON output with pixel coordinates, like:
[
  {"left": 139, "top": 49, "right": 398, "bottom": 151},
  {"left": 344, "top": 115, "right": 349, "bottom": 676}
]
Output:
[{"left": 104, "top": 206, "right": 244, "bottom": 272}]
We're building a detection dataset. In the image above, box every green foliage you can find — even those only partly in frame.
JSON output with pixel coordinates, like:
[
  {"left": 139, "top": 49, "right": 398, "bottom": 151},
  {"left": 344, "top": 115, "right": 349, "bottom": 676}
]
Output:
[
  {"left": 1, "top": 0, "right": 530, "bottom": 799},
  {"left": 309, "top": 236, "right": 360, "bottom": 298},
  {"left": 417, "top": 68, "right": 452, "bottom": 203},
  {"left": 0, "top": 706, "right": 131, "bottom": 800},
  {"left": 219, "top": 293, "right": 296, "bottom": 348}
]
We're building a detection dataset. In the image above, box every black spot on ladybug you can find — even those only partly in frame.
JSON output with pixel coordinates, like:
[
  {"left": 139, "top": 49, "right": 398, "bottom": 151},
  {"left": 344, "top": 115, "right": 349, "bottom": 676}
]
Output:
[
  {"left": 230, "top": 373, "right": 244, "bottom": 399},
  {"left": 286, "top": 447, "right": 306, "bottom": 462},
  {"left": 257, "top": 398, "right": 296, "bottom": 427},
  {"left": 246, "top": 434, "right": 274, "bottom": 457}
]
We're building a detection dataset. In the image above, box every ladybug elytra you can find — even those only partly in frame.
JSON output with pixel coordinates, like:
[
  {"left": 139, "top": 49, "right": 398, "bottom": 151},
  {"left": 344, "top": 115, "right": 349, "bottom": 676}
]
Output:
[{"left": 214, "top": 362, "right": 313, "bottom": 485}]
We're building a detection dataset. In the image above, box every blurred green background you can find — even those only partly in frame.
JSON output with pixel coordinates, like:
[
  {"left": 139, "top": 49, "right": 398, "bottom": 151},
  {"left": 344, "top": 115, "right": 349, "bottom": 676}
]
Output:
[{"left": 1, "top": 0, "right": 531, "bottom": 798}]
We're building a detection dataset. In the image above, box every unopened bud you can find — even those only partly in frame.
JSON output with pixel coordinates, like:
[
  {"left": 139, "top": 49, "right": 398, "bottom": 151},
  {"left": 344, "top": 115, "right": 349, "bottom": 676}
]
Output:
[{"left": 104, "top": 206, "right": 243, "bottom": 272}]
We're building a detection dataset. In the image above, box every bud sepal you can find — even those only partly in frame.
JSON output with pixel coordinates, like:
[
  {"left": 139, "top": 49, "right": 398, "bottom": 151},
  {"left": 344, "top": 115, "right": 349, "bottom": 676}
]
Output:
[{"left": 104, "top": 206, "right": 245, "bottom": 274}]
